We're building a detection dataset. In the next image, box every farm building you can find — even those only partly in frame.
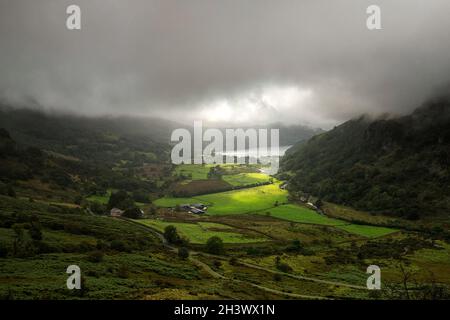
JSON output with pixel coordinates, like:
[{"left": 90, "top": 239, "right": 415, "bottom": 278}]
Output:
[
  {"left": 180, "top": 204, "right": 191, "bottom": 210},
  {"left": 110, "top": 208, "right": 124, "bottom": 217},
  {"left": 191, "top": 203, "right": 207, "bottom": 210},
  {"left": 189, "top": 208, "right": 205, "bottom": 214}
]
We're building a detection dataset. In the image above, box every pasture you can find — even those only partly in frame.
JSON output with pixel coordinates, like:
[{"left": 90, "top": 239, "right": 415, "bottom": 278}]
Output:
[
  {"left": 136, "top": 219, "right": 268, "bottom": 244},
  {"left": 263, "top": 204, "right": 345, "bottom": 226},
  {"left": 260, "top": 204, "right": 397, "bottom": 237},
  {"left": 223, "top": 172, "right": 271, "bottom": 186},
  {"left": 336, "top": 224, "right": 398, "bottom": 238},
  {"left": 174, "top": 164, "right": 212, "bottom": 180},
  {"left": 155, "top": 183, "right": 288, "bottom": 215}
]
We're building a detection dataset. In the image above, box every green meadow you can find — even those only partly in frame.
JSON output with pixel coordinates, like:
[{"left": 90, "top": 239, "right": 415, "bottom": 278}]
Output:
[
  {"left": 155, "top": 183, "right": 288, "bottom": 215},
  {"left": 264, "top": 204, "right": 397, "bottom": 238},
  {"left": 336, "top": 224, "right": 398, "bottom": 238},
  {"left": 86, "top": 189, "right": 113, "bottom": 205},
  {"left": 136, "top": 219, "right": 267, "bottom": 244},
  {"left": 174, "top": 164, "right": 212, "bottom": 180},
  {"left": 263, "top": 204, "right": 346, "bottom": 226},
  {"left": 223, "top": 172, "right": 271, "bottom": 186}
]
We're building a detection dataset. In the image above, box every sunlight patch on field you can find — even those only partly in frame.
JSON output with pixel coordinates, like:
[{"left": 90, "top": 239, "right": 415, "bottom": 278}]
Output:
[
  {"left": 155, "top": 183, "right": 287, "bottom": 215},
  {"left": 223, "top": 172, "right": 271, "bottom": 186}
]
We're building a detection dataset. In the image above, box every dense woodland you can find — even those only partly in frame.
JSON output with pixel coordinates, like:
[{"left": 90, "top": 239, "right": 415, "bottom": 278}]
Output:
[{"left": 282, "top": 97, "right": 450, "bottom": 219}]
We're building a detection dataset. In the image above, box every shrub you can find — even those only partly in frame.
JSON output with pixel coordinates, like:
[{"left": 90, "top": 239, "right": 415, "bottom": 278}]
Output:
[
  {"left": 28, "top": 223, "right": 43, "bottom": 241},
  {"left": 122, "top": 207, "right": 143, "bottom": 219},
  {"left": 117, "top": 264, "right": 130, "bottom": 278},
  {"left": 164, "top": 225, "right": 180, "bottom": 244},
  {"left": 276, "top": 262, "right": 293, "bottom": 273},
  {"left": 86, "top": 250, "right": 104, "bottom": 263},
  {"left": 0, "top": 243, "right": 8, "bottom": 257},
  {"left": 178, "top": 247, "right": 189, "bottom": 260},
  {"left": 205, "top": 236, "right": 224, "bottom": 255},
  {"left": 110, "top": 240, "right": 130, "bottom": 252},
  {"left": 273, "top": 274, "right": 282, "bottom": 282}
]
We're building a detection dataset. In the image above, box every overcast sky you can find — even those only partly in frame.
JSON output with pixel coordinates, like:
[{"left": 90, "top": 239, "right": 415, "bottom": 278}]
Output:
[{"left": 1, "top": 0, "right": 450, "bottom": 129}]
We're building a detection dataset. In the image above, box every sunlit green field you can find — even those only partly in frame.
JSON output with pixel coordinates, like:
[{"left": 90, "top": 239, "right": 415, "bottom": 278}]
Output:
[
  {"left": 223, "top": 172, "right": 271, "bottom": 186},
  {"left": 155, "top": 183, "right": 288, "bottom": 215},
  {"left": 136, "top": 219, "right": 268, "bottom": 244},
  {"left": 174, "top": 164, "right": 213, "bottom": 180},
  {"left": 264, "top": 204, "right": 397, "bottom": 237}
]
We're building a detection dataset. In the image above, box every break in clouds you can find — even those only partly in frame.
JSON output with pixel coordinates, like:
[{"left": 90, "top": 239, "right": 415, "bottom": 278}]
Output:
[{"left": 1, "top": 0, "right": 450, "bottom": 129}]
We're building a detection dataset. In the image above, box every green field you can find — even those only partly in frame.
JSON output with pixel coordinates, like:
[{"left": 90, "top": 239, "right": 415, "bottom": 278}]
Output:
[
  {"left": 174, "top": 164, "right": 212, "bottom": 180},
  {"left": 136, "top": 219, "right": 268, "bottom": 244},
  {"left": 155, "top": 183, "right": 288, "bottom": 215},
  {"left": 86, "top": 189, "right": 146, "bottom": 208},
  {"left": 86, "top": 189, "right": 113, "bottom": 205},
  {"left": 264, "top": 204, "right": 346, "bottom": 226},
  {"left": 262, "top": 204, "right": 397, "bottom": 238},
  {"left": 153, "top": 196, "right": 210, "bottom": 207},
  {"left": 223, "top": 172, "right": 271, "bottom": 186},
  {"left": 336, "top": 224, "right": 398, "bottom": 238}
]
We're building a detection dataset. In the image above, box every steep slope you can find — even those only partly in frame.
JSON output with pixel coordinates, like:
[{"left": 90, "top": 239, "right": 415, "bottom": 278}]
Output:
[{"left": 282, "top": 97, "right": 450, "bottom": 219}]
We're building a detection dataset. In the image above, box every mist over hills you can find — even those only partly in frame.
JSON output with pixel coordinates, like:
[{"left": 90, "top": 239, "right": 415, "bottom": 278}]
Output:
[
  {"left": 282, "top": 96, "right": 450, "bottom": 219},
  {"left": 0, "top": 106, "right": 322, "bottom": 151}
]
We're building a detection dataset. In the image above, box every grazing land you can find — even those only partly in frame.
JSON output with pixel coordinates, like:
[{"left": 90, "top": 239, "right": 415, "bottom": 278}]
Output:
[
  {"left": 2, "top": 114, "right": 450, "bottom": 300},
  {"left": 155, "top": 183, "right": 288, "bottom": 215},
  {"left": 136, "top": 219, "right": 268, "bottom": 244},
  {"left": 263, "top": 204, "right": 345, "bottom": 226},
  {"left": 223, "top": 172, "right": 271, "bottom": 186}
]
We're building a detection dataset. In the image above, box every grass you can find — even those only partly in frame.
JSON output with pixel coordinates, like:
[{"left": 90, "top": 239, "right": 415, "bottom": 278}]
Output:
[
  {"left": 136, "top": 219, "right": 268, "bottom": 244},
  {"left": 335, "top": 224, "right": 398, "bottom": 238},
  {"left": 154, "top": 196, "right": 208, "bottom": 207},
  {"left": 86, "top": 189, "right": 146, "bottom": 208},
  {"left": 263, "top": 204, "right": 346, "bottom": 226},
  {"left": 223, "top": 172, "right": 271, "bottom": 186},
  {"left": 257, "top": 204, "right": 397, "bottom": 238},
  {"left": 86, "top": 189, "right": 113, "bottom": 205},
  {"left": 155, "top": 183, "right": 288, "bottom": 215},
  {"left": 174, "top": 164, "right": 213, "bottom": 180}
]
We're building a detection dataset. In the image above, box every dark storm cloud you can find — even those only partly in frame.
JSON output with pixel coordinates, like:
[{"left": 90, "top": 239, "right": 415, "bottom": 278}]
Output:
[{"left": 1, "top": 0, "right": 450, "bottom": 128}]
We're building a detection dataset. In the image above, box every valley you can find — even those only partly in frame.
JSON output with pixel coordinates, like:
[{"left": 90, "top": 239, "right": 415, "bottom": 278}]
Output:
[{"left": 1, "top": 107, "right": 450, "bottom": 300}]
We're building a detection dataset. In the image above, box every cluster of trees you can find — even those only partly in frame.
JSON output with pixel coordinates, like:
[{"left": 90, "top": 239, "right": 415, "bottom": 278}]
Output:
[
  {"left": 282, "top": 100, "right": 450, "bottom": 219},
  {"left": 163, "top": 225, "right": 225, "bottom": 256}
]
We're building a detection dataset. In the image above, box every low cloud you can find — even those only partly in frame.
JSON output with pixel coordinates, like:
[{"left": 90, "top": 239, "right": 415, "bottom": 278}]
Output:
[{"left": 1, "top": 0, "right": 450, "bottom": 129}]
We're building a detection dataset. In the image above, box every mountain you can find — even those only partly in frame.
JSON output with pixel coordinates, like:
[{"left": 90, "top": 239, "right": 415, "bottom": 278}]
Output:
[
  {"left": 0, "top": 107, "right": 175, "bottom": 163},
  {"left": 281, "top": 97, "right": 450, "bottom": 219}
]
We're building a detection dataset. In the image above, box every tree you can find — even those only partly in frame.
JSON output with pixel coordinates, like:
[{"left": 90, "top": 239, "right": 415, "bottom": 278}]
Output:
[
  {"left": 178, "top": 247, "right": 189, "bottom": 260},
  {"left": 29, "top": 222, "right": 43, "bottom": 241},
  {"left": 90, "top": 202, "right": 106, "bottom": 215},
  {"left": 7, "top": 185, "right": 16, "bottom": 198},
  {"left": 164, "top": 225, "right": 180, "bottom": 244},
  {"left": 205, "top": 236, "right": 224, "bottom": 255},
  {"left": 107, "top": 190, "right": 134, "bottom": 210},
  {"left": 132, "top": 189, "right": 149, "bottom": 203},
  {"left": 12, "top": 224, "right": 25, "bottom": 256},
  {"left": 122, "top": 207, "right": 143, "bottom": 219}
]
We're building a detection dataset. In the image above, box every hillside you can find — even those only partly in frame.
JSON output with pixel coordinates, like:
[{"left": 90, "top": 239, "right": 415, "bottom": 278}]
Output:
[{"left": 281, "top": 97, "right": 450, "bottom": 219}]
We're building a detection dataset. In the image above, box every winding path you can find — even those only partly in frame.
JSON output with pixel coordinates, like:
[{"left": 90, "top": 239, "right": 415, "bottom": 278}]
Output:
[{"left": 120, "top": 217, "right": 367, "bottom": 299}]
